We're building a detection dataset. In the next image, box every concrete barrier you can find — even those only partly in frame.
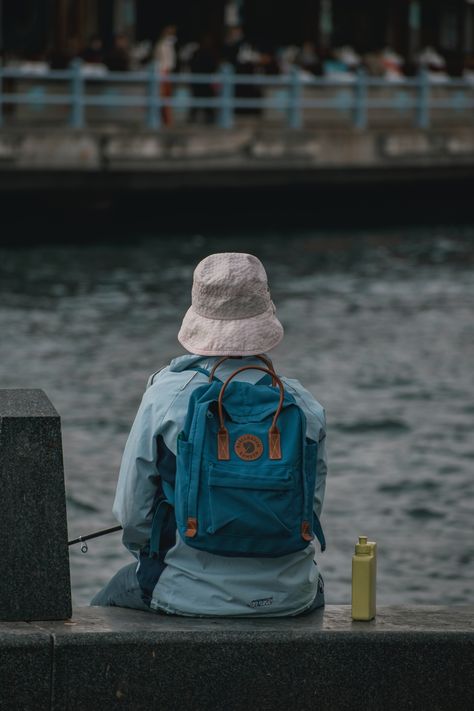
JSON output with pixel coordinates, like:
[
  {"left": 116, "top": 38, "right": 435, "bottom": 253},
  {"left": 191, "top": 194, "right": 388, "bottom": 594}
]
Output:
[
  {"left": 1, "top": 126, "right": 474, "bottom": 191},
  {"left": 0, "top": 605, "right": 473, "bottom": 710},
  {"left": 0, "top": 390, "right": 71, "bottom": 621}
]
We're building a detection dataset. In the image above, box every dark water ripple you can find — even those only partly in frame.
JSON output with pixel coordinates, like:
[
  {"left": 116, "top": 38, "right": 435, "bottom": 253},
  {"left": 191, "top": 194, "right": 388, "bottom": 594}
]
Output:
[
  {"left": 334, "top": 419, "right": 409, "bottom": 433},
  {"left": 0, "top": 227, "right": 473, "bottom": 607}
]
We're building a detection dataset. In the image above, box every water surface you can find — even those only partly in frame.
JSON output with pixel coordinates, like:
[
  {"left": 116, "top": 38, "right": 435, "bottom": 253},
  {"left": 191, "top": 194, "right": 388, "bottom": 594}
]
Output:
[{"left": 0, "top": 227, "right": 472, "bottom": 606}]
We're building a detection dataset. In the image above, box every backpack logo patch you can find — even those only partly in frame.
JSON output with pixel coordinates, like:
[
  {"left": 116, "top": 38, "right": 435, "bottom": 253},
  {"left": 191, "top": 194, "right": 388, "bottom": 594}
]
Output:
[{"left": 235, "top": 434, "right": 263, "bottom": 461}]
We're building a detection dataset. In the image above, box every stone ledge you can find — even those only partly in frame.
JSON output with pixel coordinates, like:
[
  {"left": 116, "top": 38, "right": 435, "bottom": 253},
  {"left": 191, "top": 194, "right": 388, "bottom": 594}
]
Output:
[
  {"left": 1, "top": 127, "right": 474, "bottom": 175},
  {"left": 30, "top": 603, "right": 474, "bottom": 634},
  {"left": 1, "top": 606, "right": 473, "bottom": 710}
]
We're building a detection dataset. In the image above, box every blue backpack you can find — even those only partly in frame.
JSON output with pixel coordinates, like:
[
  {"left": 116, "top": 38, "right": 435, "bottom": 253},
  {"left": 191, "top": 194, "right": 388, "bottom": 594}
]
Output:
[{"left": 167, "top": 359, "right": 326, "bottom": 558}]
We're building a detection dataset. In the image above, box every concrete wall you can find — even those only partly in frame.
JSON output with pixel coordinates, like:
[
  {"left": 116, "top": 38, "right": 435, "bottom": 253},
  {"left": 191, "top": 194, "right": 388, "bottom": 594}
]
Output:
[
  {"left": 0, "top": 126, "right": 473, "bottom": 190},
  {"left": 1, "top": 605, "right": 473, "bottom": 711}
]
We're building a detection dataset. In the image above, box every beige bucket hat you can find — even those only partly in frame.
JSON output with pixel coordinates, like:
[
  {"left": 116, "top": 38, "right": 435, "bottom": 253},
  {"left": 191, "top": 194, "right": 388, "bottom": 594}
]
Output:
[{"left": 178, "top": 252, "right": 284, "bottom": 356}]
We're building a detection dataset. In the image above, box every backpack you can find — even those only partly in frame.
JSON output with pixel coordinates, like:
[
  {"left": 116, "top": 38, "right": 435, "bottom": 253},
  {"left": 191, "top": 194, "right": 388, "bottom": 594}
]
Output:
[{"left": 157, "top": 357, "right": 326, "bottom": 558}]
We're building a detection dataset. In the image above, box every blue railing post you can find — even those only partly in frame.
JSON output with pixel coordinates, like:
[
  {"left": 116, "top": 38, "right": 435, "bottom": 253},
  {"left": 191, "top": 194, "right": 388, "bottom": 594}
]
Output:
[
  {"left": 219, "top": 63, "right": 234, "bottom": 128},
  {"left": 416, "top": 67, "right": 430, "bottom": 129},
  {"left": 287, "top": 67, "right": 302, "bottom": 129},
  {"left": 146, "top": 62, "right": 161, "bottom": 129},
  {"left": 353, "top": 67, "right": 368, "bottom": 129},
  {"left": 70, "top": 58, "right": 84, "bottom": 128}
]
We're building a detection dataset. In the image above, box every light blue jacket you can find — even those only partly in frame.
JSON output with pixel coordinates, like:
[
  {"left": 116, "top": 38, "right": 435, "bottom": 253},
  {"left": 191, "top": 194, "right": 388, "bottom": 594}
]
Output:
[{"left": 113, "top": 354, "right": 328, "bottom": 616}]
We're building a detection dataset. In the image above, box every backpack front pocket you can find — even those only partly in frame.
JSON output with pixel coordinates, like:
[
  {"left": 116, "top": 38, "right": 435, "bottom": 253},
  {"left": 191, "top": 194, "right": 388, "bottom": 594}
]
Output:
[{"left": 207, "top": 463, "right": 296, "bottom": 544}]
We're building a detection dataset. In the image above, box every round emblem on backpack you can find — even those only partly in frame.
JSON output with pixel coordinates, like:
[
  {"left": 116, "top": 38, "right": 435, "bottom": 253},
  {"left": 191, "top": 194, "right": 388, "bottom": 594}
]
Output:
[{"left": 235, "top": 434, "right": 263, "bottom": 461}]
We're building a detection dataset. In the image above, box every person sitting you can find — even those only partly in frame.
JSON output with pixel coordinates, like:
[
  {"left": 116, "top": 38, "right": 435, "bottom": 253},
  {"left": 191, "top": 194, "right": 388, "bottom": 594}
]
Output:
[{"left": 91, "top": 252, "right": 328, "bottom": 617}]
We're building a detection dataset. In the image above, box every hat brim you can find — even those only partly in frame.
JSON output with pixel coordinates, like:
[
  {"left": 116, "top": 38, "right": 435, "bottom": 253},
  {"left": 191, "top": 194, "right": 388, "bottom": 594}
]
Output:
[{"left": 178, "top": 303, "right": 284, "bottom": 356}]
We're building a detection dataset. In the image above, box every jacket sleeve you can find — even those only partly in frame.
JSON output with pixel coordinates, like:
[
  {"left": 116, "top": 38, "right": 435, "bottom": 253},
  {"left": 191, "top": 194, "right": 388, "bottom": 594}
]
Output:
[
  {"left": 112, "top": 392, "right": 161, "bottom": 556},
  {"left": 113, "top": 366, "right": 198, "bottom": 556}
]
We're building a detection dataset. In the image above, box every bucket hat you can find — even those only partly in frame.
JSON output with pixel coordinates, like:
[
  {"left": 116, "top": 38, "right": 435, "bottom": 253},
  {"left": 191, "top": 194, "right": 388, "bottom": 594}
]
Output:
[{"left": 178, "top": 252, "right": 284, "bottom": 356}]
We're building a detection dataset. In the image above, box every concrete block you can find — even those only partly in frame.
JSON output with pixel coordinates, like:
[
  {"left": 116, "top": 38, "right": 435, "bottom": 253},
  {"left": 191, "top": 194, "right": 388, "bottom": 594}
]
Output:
[
  {"left": 0, "top": 621, "right": 52, "bottom": 711},
  {"left": 104, "top": 135, "right": 164, "bottom": 162},
  {"left": 168, "top": 130, "right": 252, "bottom": 159},
  {"left": 251, "top": 133, "right": 321, "bottom": 161},
  {"left": 382, "top": 132, "right": 434, "bottom": 158},
  {"left": 41, "top": 606, "right": 474, "bottom": 711},
  {"left": 446, "top": 130, "right": 474, "bottom": 155},
  {"left": 0, "top": 137, "right": 16, "bottom": 163},
  {"left": 17, "top": 134, "right": 100, "bottom": 168},
  {"left": 0, "top": 390, "right": 71, "bottom": 620}
]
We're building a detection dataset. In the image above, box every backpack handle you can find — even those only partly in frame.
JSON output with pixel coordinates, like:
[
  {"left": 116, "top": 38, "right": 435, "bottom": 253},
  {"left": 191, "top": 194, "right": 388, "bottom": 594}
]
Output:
[
  {"left": 209, "top": 354, "right": 277, "bottom": 386},
  {"left": 217, "top": 365, "right": 284, "bottom": 461}
]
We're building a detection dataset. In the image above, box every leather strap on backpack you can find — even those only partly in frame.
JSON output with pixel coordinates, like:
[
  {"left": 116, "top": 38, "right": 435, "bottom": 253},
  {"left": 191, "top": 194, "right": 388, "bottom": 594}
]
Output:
[{"left": 217, "top": 365, "right": 284, "bottom": 461}]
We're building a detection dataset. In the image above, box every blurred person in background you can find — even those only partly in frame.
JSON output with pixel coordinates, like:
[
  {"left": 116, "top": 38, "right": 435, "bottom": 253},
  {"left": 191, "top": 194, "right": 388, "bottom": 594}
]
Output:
[
  {"left": 154, "top": 24, "right": 178, "bottom": 126},
  {"left": 364, "top": 47, "right": 404, "bottom": 82},
  {"left": 257, "top": 45, "right": 280, "bottom": 77},
  {"left": 49, "top": 36, "right": 80, "bottom": 70},
  {"left": 295, "top": 41, "right": 322, "bottom": 77},
  {"left": 106, "top": 33, "right": 131, "bottom": 72},
  {"left": 81, "top": 35, "right": 104, "bottom": 64},
  {"left": 222, "top": 25, "right": 245, "bottom": 66},
  {"left": 323, "top": 45, "right": 360, "bottom": 82},
  {"left": 226, "top": 35, "right": 268, "bottom": 117},
  {"left": 464, "top": 53, "right": 474, "bottom": 82},
  {"left": 189, "top": 34, "right": 219, "bottom": 125},
  {"left": 417, "top": 46, "right": 449, "bottom": 83}
]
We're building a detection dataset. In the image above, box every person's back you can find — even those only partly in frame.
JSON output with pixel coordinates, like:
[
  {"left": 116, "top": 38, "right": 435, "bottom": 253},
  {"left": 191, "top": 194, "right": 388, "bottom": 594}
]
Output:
[{"left": 91, "top": 253, "right": 328, "bottom": 616}]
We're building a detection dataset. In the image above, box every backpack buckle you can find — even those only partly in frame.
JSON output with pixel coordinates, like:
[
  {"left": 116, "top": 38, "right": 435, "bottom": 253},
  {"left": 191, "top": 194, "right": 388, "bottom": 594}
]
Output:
[
  {"left": 185, "top": 517, "right": 198, "bottom": 538},
  {"left": 301, "top": 521, "right": 313, "bottom": 542}
]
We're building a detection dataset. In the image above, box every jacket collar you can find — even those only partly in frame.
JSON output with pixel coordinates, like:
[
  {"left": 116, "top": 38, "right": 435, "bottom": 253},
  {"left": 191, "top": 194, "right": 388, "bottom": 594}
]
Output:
[
  {"left": 168, "top": 354, "right": 273, "bottom": 381},
  {"left": 168, "top": 354, "right": 212, "bottom": 372}
]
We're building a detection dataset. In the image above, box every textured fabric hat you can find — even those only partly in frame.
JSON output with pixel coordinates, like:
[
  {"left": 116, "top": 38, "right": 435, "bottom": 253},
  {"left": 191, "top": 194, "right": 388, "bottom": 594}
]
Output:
[{"left": 178, "top": 253, "right": 284, "bottom": 356}]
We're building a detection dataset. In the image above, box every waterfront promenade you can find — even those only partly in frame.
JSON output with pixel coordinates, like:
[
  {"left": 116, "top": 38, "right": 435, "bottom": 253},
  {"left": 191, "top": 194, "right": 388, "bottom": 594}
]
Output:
[
  {"left": 1, "top": 64, "right": 473, "bottom": 190},
  {"left": 0, "top": 125, "right": 473, "bottom": 192}
]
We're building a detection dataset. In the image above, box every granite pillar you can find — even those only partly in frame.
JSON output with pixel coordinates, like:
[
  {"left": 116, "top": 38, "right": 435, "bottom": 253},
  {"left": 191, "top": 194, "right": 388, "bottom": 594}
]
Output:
[{"left": 0, "top": 389, "right": 71, "bottom": 620}]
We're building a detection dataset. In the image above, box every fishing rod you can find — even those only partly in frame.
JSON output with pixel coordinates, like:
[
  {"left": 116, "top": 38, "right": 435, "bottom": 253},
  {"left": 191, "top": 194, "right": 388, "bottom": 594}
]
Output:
[{"left": 68, "top": 525, "right": 123, "bottom": 553}]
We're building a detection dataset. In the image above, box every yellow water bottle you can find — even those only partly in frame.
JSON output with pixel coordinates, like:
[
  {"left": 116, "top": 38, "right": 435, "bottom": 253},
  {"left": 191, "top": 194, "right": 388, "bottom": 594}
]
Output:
[{"left": 351, "top": 536, "right": 377, "bottom": 620}]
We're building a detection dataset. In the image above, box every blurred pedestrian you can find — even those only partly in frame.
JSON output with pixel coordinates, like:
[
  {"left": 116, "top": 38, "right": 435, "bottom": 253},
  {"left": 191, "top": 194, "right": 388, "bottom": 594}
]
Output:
[
  {"left": 106, "top": 33, "right": 131, "bottom": 72},
  {"left": 222, "top": 25, "right": 245, "bottom": 67},
  {"left": 81, "top": 35, "right": 104, "bottom": 64},
  {"left": 154, "top": 25, "right": 178, "bottom": 126},
  {"left": 417, "top": 46, "right": 449, "bottom": 83},
  {"left": 189, "top": 35, "right": 219, "bottom": 124},
  {"left": 295, "top": 41, "right": 322, "bottom": 77},
  {"left": 49, "top": 36, "right": 80, "bottom": 70}
]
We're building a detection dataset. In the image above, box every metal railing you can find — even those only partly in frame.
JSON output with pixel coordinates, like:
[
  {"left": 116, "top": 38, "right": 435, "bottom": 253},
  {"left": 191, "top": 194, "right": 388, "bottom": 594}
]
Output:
[{"left": 1, "top": 59, "right": 473, "bottom": 130}]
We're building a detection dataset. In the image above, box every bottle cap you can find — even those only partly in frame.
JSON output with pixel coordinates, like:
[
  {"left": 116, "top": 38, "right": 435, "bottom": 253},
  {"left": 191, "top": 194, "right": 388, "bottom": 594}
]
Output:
[{"left": 355, "top": 535, "right": 371, "bottom": 554}]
